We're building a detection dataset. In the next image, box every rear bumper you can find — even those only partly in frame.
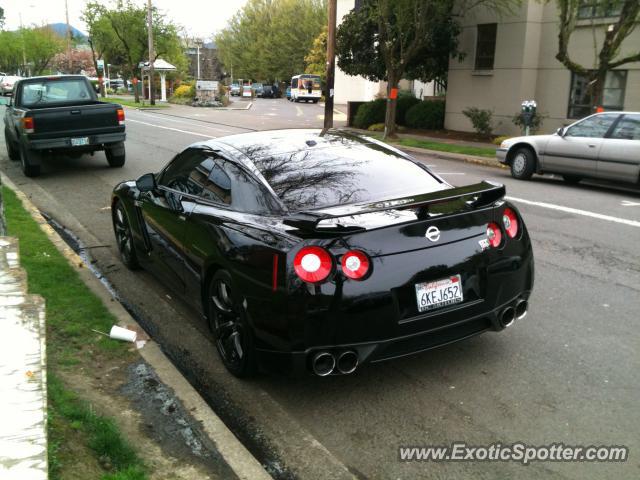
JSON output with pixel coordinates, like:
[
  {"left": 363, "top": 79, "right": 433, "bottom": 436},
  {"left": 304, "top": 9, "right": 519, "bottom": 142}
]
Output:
[
  {"left": 27, "top": 132, "right": 126, "bottom": 151},
  {"left": 257, "top": 291, "right": 531, "bottom": 376}
]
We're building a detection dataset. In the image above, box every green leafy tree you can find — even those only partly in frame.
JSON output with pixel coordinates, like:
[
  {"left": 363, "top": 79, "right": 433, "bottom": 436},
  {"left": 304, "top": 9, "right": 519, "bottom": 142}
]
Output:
[
  {"left": 82, "top": 0, "right": 186, "bottom": 103},
  {"left": 23, "top": 27, "right": 65, "bottom": 75},
  {"left": 556, "top": 0, "right": 640, "bottom": 111},
  {"left": 336, "top": 0, "right": 517, "bottom": 138},
  {"left": 216, "top": 0, "right": 326, "bottom": 82},
  {"left": 0, "top": 31, "right": 23, "bottom": 73},
  {"left": 304, "top": 25, "right": 327, "bottom": 78}
]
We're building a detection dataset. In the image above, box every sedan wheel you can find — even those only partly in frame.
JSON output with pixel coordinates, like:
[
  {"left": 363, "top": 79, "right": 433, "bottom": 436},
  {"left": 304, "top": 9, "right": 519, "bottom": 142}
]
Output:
[
  {"left": 112, "top": 202, "right": 140, "bottom": 269},
  {"left": 208, "top": 270, "right": 256, "bottom": 377},
  {"left": 510, "top": 147, "right": 535, "bottom": 180}
]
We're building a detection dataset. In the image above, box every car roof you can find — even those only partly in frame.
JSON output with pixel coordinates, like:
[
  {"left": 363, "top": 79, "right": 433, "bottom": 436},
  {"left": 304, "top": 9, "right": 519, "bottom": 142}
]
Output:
[{"left": 19, "top": 75, "right": 88, "bottom": 82}]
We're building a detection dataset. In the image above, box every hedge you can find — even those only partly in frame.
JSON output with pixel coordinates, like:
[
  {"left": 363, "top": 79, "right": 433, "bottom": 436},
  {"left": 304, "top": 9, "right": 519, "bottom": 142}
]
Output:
[{"left": 405, "top": 100, "right": 445, "bottom": 130}]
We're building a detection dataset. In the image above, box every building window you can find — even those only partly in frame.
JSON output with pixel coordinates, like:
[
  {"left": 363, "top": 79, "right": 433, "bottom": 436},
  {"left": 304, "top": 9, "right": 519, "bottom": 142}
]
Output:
[
  {"left": 567, "top": 70, "right": 627, "bottom": 119},
  {"left": 577, "top": 0, "right": 623, "bottom": 19},
  {"left": 474, "top": 24, "right": 497, "bottom": 70}
]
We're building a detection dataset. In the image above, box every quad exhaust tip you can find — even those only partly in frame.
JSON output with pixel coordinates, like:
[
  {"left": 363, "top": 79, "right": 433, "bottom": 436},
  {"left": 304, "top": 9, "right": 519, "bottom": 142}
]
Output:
[
  {"left": 336, "top": 350, "right": 358, "bottom": 375},
  {"left": 311, "top": 351, "right": 335, "bottom": 377},
  {"left": 515, "top": 300, "right": 528, "bottom": 320},
  {"left": 500, "top": 306, "right": 516, "bottom": 328}
]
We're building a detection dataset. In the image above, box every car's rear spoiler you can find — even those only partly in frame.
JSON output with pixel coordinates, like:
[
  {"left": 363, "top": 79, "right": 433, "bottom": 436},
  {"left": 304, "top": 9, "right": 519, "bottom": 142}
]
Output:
[{"left": 283, "top": 181, "right": 505, "bottom": 231}]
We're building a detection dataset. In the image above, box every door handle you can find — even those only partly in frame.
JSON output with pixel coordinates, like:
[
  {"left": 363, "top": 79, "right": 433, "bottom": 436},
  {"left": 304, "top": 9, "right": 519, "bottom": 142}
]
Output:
[{"left": 588, "top": 144, "right": 596, "bottom": 148}]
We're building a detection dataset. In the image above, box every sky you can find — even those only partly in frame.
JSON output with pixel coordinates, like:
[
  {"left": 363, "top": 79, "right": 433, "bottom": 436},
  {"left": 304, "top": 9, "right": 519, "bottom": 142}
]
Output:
[{"left": 1, "top": 0, "right": 248, "bottom": 39}]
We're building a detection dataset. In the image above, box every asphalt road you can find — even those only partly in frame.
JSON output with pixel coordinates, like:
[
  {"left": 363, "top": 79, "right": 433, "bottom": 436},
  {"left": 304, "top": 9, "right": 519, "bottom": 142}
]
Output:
[{"left": 1, "top": 97, "right": 638, "bottom": 479}]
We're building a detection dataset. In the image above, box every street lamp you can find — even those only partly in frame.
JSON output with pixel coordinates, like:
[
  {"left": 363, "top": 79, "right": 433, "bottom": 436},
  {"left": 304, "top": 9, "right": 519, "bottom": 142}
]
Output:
[{"left": 195, "top": 39, "right": 203, "bottom": 80}]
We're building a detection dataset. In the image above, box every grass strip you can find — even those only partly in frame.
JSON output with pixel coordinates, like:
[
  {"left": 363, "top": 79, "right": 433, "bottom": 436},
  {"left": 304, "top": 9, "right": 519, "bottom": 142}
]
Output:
[
  {"left": 102, "top": 97, "right": 168, "bottom": 109},
  {"left": 370, "top": 134, "right": 497, "bottom": 158},
  {"left": 3, "top": 186, "right": 147, "bottom": 480}
]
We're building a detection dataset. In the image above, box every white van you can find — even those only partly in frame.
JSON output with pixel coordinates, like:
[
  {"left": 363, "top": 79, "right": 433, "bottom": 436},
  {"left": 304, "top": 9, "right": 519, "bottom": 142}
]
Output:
[{"left": 290, "top": 74, "right": 321, "bottom": 103}]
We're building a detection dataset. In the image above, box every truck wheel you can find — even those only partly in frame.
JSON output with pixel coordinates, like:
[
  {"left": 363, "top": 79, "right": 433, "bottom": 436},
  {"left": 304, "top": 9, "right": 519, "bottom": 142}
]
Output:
[
  {"left": 19, "top": 145, "right": 41, "bottom": 177},
  {"left": 106, "top": 142, "right": 126, "bottom": 167},
  {"left": 510, "top": 147, "right": 536, "bottom": 180},
  {"left": 4, "top": 128, "right": 20, "bottom": 161}
]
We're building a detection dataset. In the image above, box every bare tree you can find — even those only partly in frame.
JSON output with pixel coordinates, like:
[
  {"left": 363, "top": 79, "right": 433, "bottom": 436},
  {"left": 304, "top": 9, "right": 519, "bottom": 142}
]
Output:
[{"left": 556, "top": 0, "right": 640, "bottom": 109}]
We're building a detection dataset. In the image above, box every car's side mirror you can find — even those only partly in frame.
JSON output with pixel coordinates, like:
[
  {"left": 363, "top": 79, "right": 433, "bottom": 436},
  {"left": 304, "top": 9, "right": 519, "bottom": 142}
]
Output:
[
  {"left": 556, "top": 127, "right": 565, "bottom": 137},
  {"left": 136, "top": 173, "right": 156, "bottom": 192}
]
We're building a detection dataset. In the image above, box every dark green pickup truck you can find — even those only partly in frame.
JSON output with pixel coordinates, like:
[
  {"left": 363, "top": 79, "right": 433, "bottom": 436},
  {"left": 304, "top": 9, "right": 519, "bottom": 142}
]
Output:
[{"left": 3, "top": 75, "right": 126, "bottom": 177}]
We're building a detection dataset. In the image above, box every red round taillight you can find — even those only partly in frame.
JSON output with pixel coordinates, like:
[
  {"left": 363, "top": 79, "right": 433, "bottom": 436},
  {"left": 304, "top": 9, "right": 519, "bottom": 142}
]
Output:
[
  {"left": 487, "top": 222, "right": 503, "bottom": 248},
  {"left": 502, "top": 208, "right": 519, "bottom": 239},
  {"left": 293, "top": 246, "right": 333, "bottom": 283},
  {"left": 340, "top": 250, "right": 370, "bottom": 280}
]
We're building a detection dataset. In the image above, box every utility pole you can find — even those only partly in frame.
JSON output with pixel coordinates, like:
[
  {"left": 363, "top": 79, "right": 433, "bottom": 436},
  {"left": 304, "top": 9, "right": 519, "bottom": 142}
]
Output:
[
  {"left": 19, "top": 12, "right": 27, "bottom": 76},
  {"left": 196, "top": 41, "right": 201, "bottom": 79},
  {"left": 65, "top": 0, "right": 72, "bottom": 72},
  {"left": 147, "top": 0, "right": 156, "bottom": 105},
  {"left": 323, "top": 0, "right": 337, "bottom": 129}
]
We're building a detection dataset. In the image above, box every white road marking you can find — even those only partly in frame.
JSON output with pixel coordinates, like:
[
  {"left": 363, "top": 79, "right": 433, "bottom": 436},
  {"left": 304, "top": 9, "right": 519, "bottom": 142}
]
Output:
[
  {"left": 621, "top": 200, "right": 640, "bottom": 207},
  {"left": 295, "top": 106, "right": 303, "bottom": 117},
  {"left": 127, "top": 118, "right": 213, "bottom": 138},
  {"left": 506, "top": 196, "right": 640, "bottom": 228},
  {"left": 132, "top": 112, "right": 237, "bottom": 133}
]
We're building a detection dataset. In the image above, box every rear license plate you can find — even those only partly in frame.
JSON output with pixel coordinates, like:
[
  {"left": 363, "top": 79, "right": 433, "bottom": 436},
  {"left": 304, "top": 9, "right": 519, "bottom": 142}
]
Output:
[
  {"left": 415, "top": 275, "right": 463, "bottom": 312},
  {"left": 71, "top": 137, "right": 89, "bottom": 146}
]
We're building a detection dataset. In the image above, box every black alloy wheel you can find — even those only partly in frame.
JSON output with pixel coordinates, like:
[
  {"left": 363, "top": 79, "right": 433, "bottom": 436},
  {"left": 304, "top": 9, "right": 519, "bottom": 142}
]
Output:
[
  {"left": 113, "top": 202, "right": 139, "bottom": 269},
  {"left": 208, "top": 270, "right": 256, "bottom": 377}
]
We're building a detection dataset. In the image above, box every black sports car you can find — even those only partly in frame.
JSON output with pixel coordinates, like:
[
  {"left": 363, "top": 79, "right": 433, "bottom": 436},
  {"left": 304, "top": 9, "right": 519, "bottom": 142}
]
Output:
[{"left": 112, "top": 129, "right": 534, "bottom": 377}]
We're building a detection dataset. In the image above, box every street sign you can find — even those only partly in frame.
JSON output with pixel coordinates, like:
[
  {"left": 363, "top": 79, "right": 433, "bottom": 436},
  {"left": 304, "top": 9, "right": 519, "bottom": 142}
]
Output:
[
  {"left": 196, "top": 80, "right": 218, "bottom": 91},
  {"left": 97, "top": 59, "right": 105, "bottom": 70}
]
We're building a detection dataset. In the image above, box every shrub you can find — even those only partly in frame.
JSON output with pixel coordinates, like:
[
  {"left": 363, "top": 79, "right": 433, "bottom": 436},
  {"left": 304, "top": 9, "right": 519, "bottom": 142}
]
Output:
[
  {"left": 173, "top": 84, "right": 195, "bottom": 99},
  {"left": 353, "top": 98, "right": 387, "bottom": 129},
  {"left": 405, "top": 101, "right": 445, "bottom": 130},
  {"left": 492, "top": 135, "right": 510, "bottom": 146},
  {"left": 462, "top": 107, "right": 494, "bottom": 136},
  {"left": 396, "top": 92, "right": 421, "bottom": 125}
]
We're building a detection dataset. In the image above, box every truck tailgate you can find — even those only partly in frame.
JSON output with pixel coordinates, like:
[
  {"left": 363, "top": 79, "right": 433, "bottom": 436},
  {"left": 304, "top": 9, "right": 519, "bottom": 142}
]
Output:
[{"left": 29, "top": 103, "right": 121, "bottom": 136}]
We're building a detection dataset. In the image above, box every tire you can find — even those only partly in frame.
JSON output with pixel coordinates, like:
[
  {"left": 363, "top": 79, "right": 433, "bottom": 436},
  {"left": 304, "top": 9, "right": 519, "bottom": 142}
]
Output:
[
  {"left": 112, "top": 201, "right": 140, "bottom": 270},
  {"left": 207, "top": 270, "right": 257, "bottom": 378},
  {"left": 106, "top": 141, "right": 126, "bottom": 167},
  {"left": 19, "top": 144, "right": 41, "bottom": 177},
  {"left": 562, "top": 174, "right": 582, "bottom": 184},
  {"left": 510, "top": 147, "right": 536, "bottom": 180},
  {"left": 313, "top": 99, "right": 319, "bottom": 104},
  {"left": 4, "top": 128, "right": 19, "bottom": 161}
]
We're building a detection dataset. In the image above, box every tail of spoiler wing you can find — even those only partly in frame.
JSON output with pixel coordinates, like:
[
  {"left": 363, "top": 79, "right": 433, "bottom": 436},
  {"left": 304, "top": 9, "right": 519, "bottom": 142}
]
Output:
[{"left": 283, "top": 181, "right": 506, "bottom": 231}]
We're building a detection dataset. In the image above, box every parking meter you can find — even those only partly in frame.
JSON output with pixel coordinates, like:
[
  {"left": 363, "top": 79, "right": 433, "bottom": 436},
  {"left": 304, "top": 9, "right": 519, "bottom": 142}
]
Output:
[{"left": 521, "top": 100, "right": 537, "bottom": 136}]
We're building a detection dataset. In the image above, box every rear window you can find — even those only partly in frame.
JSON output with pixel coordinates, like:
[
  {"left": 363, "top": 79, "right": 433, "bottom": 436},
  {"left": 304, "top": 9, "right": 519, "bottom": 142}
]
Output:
[
  {"left": 252, "top": 144, "right": 444, "bottom": 211},
  {"left": 20, "top": 79, "right": 94, "bottom": 106}
]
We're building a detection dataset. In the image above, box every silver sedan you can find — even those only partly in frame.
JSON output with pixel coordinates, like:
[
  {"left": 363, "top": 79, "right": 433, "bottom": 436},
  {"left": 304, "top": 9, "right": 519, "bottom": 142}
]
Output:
[{"left": 497, "top": 112, "right": 640, "bottom": 184}]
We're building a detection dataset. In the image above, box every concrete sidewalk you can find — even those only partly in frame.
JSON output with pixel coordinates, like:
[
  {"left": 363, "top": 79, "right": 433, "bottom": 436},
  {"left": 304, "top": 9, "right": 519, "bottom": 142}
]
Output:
[{"left": 0, "top": 237, "right": 47, "bottom": 480}]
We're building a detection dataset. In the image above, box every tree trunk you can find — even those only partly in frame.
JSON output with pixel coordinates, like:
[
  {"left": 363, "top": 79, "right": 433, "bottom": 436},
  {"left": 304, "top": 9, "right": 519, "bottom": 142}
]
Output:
[
  {"left": 383, "top": 76, "right": 399, "bottom": 139},
  {"left": 590, "top": 69, "right": 607, "bottom": 112}
]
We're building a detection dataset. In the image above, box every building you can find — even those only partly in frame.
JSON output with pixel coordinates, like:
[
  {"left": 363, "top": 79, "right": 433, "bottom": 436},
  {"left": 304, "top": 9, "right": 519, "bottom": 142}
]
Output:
[
  {"left": 185, "top": 41, "right": 224, "bottom": 80},
  {"left": 445, "top": 1, "right": 640, "bottom": 135}
]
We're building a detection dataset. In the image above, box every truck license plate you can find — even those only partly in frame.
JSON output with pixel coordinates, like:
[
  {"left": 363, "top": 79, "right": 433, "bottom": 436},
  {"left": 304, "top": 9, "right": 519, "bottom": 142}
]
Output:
[
  {"left": 415, "top": 275, "right": 463, "bottom": 312},
  {"left": 71, "top": 137, "right": 89, "bottom": 146}
]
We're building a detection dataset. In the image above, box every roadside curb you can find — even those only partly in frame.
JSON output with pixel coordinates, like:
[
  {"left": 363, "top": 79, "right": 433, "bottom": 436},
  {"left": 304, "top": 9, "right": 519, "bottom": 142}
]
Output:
[
  {"left": 396, "top": 145, "right": 508, "bottom": 170},
  {"left": 346, "top": 127, "right": 506, "bottom": 170},
  {"left": 1, "top": 173, "right": 272, "bottom": 480}
]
